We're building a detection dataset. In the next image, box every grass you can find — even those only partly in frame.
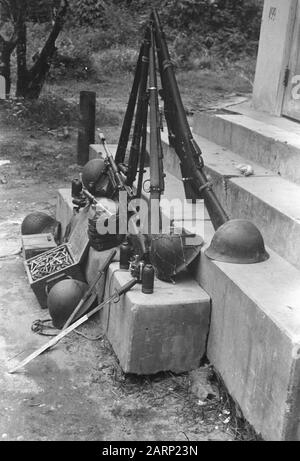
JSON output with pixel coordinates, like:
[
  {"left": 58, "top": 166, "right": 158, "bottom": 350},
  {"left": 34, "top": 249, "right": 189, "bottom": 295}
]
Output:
[
  {"left": 3, "top": 54, "right": 255, "bottom": 133},
  {"left": 2, "top": 93, "right": 123, "bottom": 132}
]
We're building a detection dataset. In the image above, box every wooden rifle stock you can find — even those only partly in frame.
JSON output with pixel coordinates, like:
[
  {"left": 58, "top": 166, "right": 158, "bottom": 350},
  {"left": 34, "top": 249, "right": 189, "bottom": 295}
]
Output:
[{"left": 152, "top": 9, "right": 229, "bottom": 230}]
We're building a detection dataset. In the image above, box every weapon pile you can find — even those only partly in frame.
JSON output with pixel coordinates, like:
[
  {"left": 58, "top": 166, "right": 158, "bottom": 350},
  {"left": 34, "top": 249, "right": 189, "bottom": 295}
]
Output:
[
  {"left": 10, "top": 9, "right": 270, "bottom": 374},
  {"left": 73, "top": 8, "right": 269, "bottom": 280}
]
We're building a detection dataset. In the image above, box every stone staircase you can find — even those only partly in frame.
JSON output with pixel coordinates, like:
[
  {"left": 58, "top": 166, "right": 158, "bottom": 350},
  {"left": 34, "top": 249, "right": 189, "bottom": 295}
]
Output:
[
  {"left": 158, "top": 102, "right": 300, "bottom": 441},
  {"left": 59, "top": 103, "right": 300, "bottom": 440}
]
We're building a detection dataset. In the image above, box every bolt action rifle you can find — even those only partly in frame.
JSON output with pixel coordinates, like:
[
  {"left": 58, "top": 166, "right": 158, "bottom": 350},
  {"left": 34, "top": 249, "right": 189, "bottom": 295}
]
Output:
[
  {"left": 115, "top": 28, "right": 151, "bottom": 166},
  {"left": 152, "top": 9, "right": 229, "bottom": 230},
  {"left": 125, "top": 26, "right": 151, "bottom": 190},
  {"left": 98, "top": 131, "right": 149, "bottom": 259}
]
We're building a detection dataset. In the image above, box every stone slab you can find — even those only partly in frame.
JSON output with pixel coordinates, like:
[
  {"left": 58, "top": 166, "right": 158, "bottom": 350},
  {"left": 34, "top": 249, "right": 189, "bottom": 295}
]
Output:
[
  {"left": 100, "top": 263, "right": 211, "bottom": 375},
  {"left": 193, "top": 111, "right": 300, "bottom": 184}
]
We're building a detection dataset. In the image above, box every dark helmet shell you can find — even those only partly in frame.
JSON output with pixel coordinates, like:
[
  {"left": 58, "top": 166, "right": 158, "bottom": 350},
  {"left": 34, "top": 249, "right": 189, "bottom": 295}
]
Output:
[
  {"left": 205, "top": 219, "right": 269, "bottom": 264},
  {"left": 82, "top": 158, "right": 106, "bottom": 193},
  {"left": 47, "top": 279, "right": 88, "bottom": 329},
  {"left": 150, "top": 231, "right": 203, "bottom": 282},
  {"left": 21, "top": 212, "right": 61, "bottom": 243}
]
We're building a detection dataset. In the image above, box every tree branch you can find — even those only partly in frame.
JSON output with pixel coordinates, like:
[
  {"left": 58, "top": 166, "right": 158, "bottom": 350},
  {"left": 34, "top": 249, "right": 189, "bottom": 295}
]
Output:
[{"left": 29, "top": 0, "right": 68, "bottom": 77}]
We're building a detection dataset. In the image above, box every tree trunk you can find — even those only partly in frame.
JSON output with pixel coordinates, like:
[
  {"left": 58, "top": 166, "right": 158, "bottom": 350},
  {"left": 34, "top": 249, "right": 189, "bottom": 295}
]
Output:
[
  {"left": 16, "top": 0, "right": 68, "bottom": 99},
  {"left": 16, "top": 4, "right": 29, "bottom": 98}
]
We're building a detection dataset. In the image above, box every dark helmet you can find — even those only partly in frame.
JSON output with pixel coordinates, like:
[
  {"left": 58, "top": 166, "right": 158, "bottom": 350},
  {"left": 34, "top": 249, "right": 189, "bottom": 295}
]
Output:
[
  {"left": 47, "top": 279, "right": 88, "bottom": 329},
  {"left": 150, "top": 230, "right": 203, "bottom": 282},
  {"left": 82, "top": 158, "right": 113, "bottom": 197},
  {"left": 21, "top": 212, "right": 61, "bottom": 243},
  {"left": 205, "top": 219, "right": 269, "bottom": 264}
]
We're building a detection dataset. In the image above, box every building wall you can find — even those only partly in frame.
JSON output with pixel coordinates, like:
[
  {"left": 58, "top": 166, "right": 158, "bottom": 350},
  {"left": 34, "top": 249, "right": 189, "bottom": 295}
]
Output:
[{"left": 252, "top": 0, "right": 297, "bottom": 115}]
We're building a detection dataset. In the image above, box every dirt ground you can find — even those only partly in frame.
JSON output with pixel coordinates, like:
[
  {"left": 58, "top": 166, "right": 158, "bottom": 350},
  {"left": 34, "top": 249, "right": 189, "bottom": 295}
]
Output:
[{"left": 0, "top": 72, "right": 256, "bottom": 442}]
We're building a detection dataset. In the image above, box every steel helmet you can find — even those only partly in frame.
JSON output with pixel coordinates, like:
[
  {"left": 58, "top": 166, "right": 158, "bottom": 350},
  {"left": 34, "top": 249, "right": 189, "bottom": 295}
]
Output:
[
  {"left": 47, "top": 279, "right": 88, "bottom": 329},
  {"left": 205, "top": 219, "right": 269, "bottom": 264},
  {"left": 82, "top": 158, "right": 113, "bottom": 197},
  {"left": 150, "top": 230, "right": 203, "bottom": 282},
  {"left": 21, "top": 212, "right": 61, "bottom": 244}
]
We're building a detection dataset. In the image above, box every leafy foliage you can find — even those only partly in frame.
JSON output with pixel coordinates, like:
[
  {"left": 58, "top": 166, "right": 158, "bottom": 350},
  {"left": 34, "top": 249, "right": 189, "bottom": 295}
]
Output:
[
  {"left": 65, "top": 0, "right": 262, "bottom": 63},
  {"left": 67, "top": 0, "right": 105, "bottom": 25},
  {"left": 161, "top": 0, "right": 263, "bottom": 61},
  {"left": 49, "top": 32, "right": 96, "bottom": 81}
]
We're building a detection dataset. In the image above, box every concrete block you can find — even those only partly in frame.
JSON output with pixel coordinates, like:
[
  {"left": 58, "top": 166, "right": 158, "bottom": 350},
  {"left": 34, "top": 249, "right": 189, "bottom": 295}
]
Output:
[
  {"left": 193, "top": 112, "right": 300, "bottom": 184},
  {"left": 56, "top": 188, "right": 211, "bottom": 375},
  {"left": 84, "top": 246, "right": 120, "bottom": 302},
  {"left": 189, "top": 220, "right": 300, "bottom": 441},
  {"left": 100, "top": 263, "right": 211, "bottom": 375},
  {"left": 89, "top": 144, "right": 117, "bottom": 160},
  {"left": 56, "top": 188, "right": 74, "bottom": 239},
  {"left": 160, "top": 131, "right": 300, "bottom": 439}
]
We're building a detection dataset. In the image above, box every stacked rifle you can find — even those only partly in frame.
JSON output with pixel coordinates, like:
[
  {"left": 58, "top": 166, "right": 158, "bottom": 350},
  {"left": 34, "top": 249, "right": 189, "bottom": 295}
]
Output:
[
  {"left": 75, "top": 9, "right": 269, "bottom": 277},
  {"left": 9, "top": 9, "right": 270, "bottom": 374}
]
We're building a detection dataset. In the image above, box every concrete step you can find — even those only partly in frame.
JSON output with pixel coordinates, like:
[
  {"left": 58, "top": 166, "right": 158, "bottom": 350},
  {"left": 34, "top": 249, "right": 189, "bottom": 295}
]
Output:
[
  {"left": 160, "top": 130, "right": 300, "bottom": 273},
  {"left": 193, "top": 220, "right": 300, "bottom": 442},
  {"left": 193, "top": 110, "right": 300, "bottom": 185},
  {"left": 154, "top": 175, "right": 300, "bottom": 440}
]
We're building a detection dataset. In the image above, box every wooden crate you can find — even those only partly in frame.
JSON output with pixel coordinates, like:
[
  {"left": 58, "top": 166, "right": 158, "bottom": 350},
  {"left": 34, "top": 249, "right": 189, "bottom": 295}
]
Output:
[
  {"left": 22, "top": 233, "right": 57, "bottom": 260},
  {"left": 24, "top": 207, "right": 90, "bottom": 308}
]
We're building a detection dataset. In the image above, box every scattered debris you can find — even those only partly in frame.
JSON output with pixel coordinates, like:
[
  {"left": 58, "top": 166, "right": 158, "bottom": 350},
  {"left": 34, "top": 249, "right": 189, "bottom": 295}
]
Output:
[
  {"left": 189, "top": 366, "right": 218, "bottom": 401},
  {"left": 0, "top": 160, "right": 10, "bottom": 167},
  {"left": 236, "top": 163, "right": 254, "bottom": 176}
]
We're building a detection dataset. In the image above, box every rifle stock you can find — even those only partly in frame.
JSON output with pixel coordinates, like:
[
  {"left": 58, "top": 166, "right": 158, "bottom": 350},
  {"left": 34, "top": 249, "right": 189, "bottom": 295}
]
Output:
[{"left": 152, "top": 9, "right": 229, "bottom": 230}]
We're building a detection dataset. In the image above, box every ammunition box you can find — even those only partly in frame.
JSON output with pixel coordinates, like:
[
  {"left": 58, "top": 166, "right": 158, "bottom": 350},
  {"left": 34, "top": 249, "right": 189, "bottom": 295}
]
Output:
[
  {"left": 24, "top": 207, "right": 90, "bottom": 308},
  {"left": 21, "top": 233, "right": 57, "bottom": 260}
]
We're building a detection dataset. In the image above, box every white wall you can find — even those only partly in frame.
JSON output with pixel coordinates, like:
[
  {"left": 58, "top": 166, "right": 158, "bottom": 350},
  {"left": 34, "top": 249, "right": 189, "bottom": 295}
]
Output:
[{"left": 252, "top": 0, "right": 297, "bottom": 115}]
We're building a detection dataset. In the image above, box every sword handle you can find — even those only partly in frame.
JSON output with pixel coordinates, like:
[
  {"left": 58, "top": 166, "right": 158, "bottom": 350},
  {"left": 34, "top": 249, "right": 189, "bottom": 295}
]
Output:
[{"left": 118, "top": 279, "right": 138, "bottom": 297}]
